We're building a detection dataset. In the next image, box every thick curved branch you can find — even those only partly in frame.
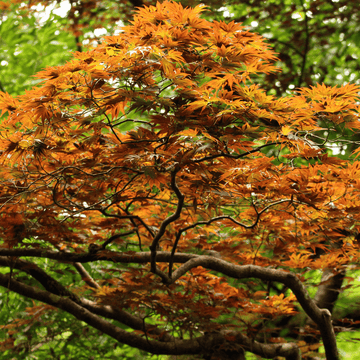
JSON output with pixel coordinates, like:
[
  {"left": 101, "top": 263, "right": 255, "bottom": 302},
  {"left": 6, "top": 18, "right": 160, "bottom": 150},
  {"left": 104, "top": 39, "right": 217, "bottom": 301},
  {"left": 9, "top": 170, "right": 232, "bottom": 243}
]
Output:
[
  {"left": 171, "top": 257, "right": 339, "bottom": 360},
  {"left": 79, "top": 298, "right": 174, "bottom": 342},
  {"left": 0, "top": 270, "right": 301, "bottom": 358},
  {"left": 0, "top": 255, "right": 175, "bottom": 341},
  {"left": 0, "top": 251, "right": 338, "bottom": 358},
  {"left": 0, "top": 249, "right": 197, "bottom": 263},
  {"left": 312, "top": 269, "right": 345, "bottom": 314},
  {"left": 225, "top": 331, "right": 300, "bottom": 360},
  {"left": 0, "top": 272, "right": 197, "bottom": 354},
  {"left": 2, "top": 255, "right": 299, "bottom": 352},
  {"left": 0, "top": 272, "right": 301, "bottom": 358},
  {"left": 0, "top": 256, "right": 79, "bottom": 300}
]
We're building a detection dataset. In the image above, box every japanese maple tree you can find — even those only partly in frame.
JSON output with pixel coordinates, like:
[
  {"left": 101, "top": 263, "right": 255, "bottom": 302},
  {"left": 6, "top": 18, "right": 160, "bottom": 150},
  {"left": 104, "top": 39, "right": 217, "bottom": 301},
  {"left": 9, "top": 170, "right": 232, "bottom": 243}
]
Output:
[{"left": 1, "top": 2, "right": 360, "bottom": 359}]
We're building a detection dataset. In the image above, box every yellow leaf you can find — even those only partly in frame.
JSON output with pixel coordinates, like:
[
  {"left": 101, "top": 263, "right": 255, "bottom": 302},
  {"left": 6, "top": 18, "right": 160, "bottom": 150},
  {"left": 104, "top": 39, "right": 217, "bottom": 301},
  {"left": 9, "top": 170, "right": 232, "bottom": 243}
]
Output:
[
  {"left": 106, "top": 48, "right": 115, "bottom": 56},
  {"left": 281, "top": 126, "right": 292, "bottom": 135},
  {"left": 18, "top": 139, "right": 32, "bottom": 149},
  {"left": 162, "top": 58, "right": 174, "bottom": 78}
]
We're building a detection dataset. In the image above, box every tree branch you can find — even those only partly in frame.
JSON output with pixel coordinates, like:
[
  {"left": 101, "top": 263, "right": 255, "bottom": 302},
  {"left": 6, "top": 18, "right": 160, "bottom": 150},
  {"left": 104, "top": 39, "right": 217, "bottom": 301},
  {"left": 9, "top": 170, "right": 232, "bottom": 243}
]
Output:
[
  {"left": 226, "top": 331, "right": 300, "bottom": 360},
  {"left": 192, "top": 142, "right": 284, "bottom": 164},
  {"left": 311, "top": 269, "right": 345, "bottom": 314},
  {"left": 73, "top": 262, "right": 100, "bottom": 289},
  {"left": 0, "top": 251, "right": 338, "bottom": 358},
  {"left": 170, "top": 257, "right": 339, "bottom": 360},
  {"left": 0, "top": 256, "right": 79, "bottom": 300},
  {"left": 0, "top": 270, "right": 301, "bottom": 358},
  {"left": 149, "top": 168, "right": 184, "bottom": 282},
  {"left": 0, "top": 249, "right": 197, "bottom": 263}
]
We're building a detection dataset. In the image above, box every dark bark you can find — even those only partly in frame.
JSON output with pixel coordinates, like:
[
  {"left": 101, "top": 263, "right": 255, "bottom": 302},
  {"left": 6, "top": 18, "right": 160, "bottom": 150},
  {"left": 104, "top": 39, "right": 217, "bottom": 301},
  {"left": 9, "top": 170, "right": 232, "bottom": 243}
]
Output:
[
  {"left": 312, "top": 269, "right": 345, "bottom": 314},
  {"left": 0, "top": 270, "right": 302, "bottom": 358},
  {"left": 0, "top": 249, "right": 339, "bottom": 359}
]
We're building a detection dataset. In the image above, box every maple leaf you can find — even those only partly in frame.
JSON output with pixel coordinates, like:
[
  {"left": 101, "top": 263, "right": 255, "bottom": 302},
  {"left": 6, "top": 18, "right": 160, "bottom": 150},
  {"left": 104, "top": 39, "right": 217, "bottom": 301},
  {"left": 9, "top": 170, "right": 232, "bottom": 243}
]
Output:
[{"left": 0, "top": 2, "right": 359, "bottom": 359}]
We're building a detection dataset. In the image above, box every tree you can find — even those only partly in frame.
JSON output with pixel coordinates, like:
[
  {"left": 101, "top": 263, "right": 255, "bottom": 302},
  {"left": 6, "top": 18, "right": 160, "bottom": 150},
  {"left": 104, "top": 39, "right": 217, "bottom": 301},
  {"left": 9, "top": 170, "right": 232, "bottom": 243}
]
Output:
[
  {"left": 202, "top": 1, "right": 360, "bottom": 96},
  {"left": 0, "top": 1, "right": 360, "bottom": 359},
  {"left": 0, "top": 1, "right": 77, "bottom": 96},
  {"left": 4, "top": 0, "right": 360, "bottom": 97},
  {"left": 0, "top": 0, "right": 146, "bottom": 97}
]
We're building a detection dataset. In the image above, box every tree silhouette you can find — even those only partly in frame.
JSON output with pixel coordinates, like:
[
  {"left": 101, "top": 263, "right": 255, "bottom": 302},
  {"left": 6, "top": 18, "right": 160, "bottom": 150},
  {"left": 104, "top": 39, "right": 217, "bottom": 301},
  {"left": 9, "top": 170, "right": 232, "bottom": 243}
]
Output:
[{"left": 1, "top": 2, "right": 360, "bottom": 359}]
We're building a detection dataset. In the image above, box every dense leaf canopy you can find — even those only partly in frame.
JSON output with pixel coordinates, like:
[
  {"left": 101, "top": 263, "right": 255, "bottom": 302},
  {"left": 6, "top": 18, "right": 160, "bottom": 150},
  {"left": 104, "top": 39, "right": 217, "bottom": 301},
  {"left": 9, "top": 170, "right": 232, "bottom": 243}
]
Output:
[{"left": 1, "top": 1, "right": 360, "bottom": 359}]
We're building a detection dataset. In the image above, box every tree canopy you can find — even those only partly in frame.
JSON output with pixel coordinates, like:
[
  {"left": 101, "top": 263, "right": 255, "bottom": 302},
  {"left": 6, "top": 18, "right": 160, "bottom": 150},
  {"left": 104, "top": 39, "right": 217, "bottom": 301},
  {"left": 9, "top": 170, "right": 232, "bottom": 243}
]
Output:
[
  {"left": 2, "top": 0, "right": 360, "bottom": 99},
  {"left": 1, "top": 1, "right": 360, "bottom": 359}
]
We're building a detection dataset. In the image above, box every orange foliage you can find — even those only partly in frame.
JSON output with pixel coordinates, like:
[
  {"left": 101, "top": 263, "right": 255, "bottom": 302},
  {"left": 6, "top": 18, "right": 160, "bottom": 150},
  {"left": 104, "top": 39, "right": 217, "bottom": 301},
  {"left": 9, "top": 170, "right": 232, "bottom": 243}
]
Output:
[{"left": 0, "top": 1, "right": 359, "bottom": 358}]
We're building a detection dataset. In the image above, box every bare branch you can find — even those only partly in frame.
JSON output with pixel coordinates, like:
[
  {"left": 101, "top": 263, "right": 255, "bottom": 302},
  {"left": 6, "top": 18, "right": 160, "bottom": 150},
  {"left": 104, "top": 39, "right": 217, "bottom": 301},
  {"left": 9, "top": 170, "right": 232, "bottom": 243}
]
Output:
[
  {"left": 0, "top": 271, "right": 301, "bottom": 358},
  {"left": 73, "top": 262, "right": 100, "bottom": 289},
  {"left": 192, "top": 142, "right": 284, "bottom": 164},
  {"left": 0, "top": 250, "right": 339, "bottom": 358},
  {"left": 0, "top": 256, "right": 79, "bottom": 300},
  {"left": 149, "top": 168, "right": 184, "bottom": 280},
  {"left": 170, "top": 256, "right": 339, "bottom": 360}
]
